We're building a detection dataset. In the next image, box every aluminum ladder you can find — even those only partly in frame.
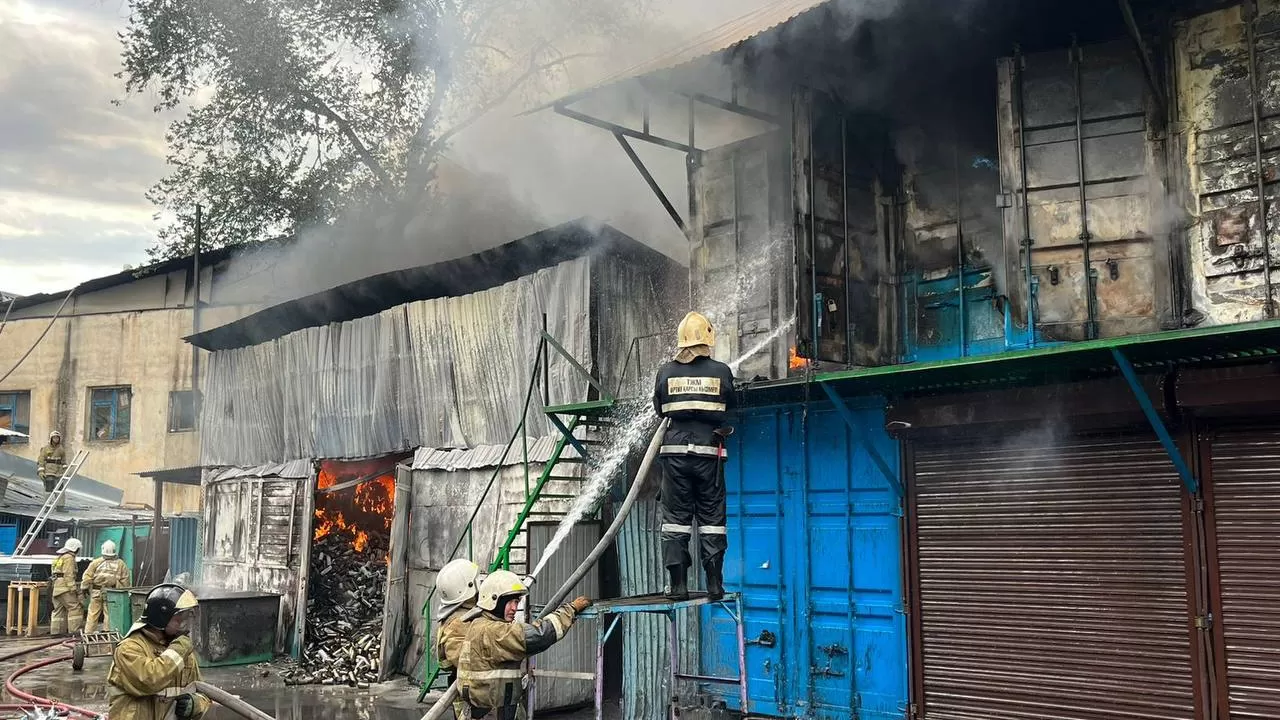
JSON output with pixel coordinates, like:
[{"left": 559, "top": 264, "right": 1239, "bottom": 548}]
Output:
[{"left": 13, "top": 449, "right": 89, "bottom": 556}]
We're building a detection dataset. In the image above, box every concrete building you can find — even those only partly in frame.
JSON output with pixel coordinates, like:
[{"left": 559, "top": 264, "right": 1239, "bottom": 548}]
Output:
[{"left": 0, "top": 251, "right": 256, "bottom": 512}]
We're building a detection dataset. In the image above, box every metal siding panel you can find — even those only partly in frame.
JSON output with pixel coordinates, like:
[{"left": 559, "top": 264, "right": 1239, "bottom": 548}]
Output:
[
  {"left": 618, "top": 499, "right": 699, "bottom": 719},
  {"left": 912, "top": 434, "right": 1195, "bottom": 720},
  {"left": 529, "top": 521, "right": 600, "bottom": 711},
  {"left": 1209, "top": 428, "right": 1280, "bottom": 719},
  {"left": 700, "top": 403, "right": 907, "bottom": 720},
  {"left": 168, "top": 516, "right": 199, "bottom": 580}
]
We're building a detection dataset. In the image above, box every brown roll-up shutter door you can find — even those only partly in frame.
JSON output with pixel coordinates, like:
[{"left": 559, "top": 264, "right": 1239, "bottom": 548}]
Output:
[
  {"left": 911, "top": 433, "right": 1196, "bottom": 720},
  {"left": 1207, "top": 428, "right": 1280, "bottom": 719}
]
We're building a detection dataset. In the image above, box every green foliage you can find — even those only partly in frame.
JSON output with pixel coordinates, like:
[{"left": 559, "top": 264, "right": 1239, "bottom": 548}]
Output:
[{"left": 120, "top": 0, "right": 646, "bottom": 258}]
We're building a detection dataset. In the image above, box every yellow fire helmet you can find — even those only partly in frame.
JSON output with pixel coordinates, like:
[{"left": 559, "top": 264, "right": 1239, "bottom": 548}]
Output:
[
  {"left": 676, "top": 311, "right": 715, "bottom": 349},
  {"left": 477, "top": 570, "right": 528, "bottom": 613}
]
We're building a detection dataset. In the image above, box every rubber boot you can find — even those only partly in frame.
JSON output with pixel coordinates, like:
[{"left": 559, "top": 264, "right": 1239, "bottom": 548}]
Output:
[
  {"left": 666, "top": 565, "right": 689, "bottom": 601},
  {"left": 704, "top": 558, "right": 724, "bottom": 601}
]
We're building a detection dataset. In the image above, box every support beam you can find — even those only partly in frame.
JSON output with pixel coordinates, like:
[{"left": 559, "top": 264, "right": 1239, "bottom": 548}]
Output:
[
  {"left": 547, "top": 413, "right": 591, "bottom": 461},
  {"left": 819, "top": 384, "right": 904, "bottom": 498},
  {"left": 1117, "top": 0, "right": 1167, "bottom": 117},
  {"left": 614, "top": 133, "right": 687, "bottom": 234},
  {"left": 639, "top": 83, "right": 781, "bottom": 126},
  {"left": 555, "top": 104, "right": 695, "bottom": 154},
  {"left": 542, "top": 331, "right": 611, "bottom": 401},
  {"left": 1110, "top": 348, "right": 1198, "bottom": 494}
]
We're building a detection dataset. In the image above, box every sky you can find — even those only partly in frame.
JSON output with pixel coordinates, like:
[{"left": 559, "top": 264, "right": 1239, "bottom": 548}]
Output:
[{"left": 0, "top": 0, "right": 775, "bottom": 298}]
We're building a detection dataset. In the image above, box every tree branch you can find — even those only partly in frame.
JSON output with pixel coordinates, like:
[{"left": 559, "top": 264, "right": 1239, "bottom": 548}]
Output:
[
  {"left": 298, "top": 90, "right": 392, "bottom": 188},
  {"left": 431, "top": 51, "right": 598, "bottom": 151}
]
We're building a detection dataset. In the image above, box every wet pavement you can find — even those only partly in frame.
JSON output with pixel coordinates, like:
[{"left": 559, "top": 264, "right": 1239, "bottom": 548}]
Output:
[{"left": 0, "top": 636, "right": 432, "bottom": 719}]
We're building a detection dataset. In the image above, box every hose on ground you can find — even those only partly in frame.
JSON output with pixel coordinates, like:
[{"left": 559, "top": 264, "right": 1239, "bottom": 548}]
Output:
[
  {"left": 193, "top": 681, "right": 276, "bottom": 720},
  {"left": 418, "top": 418, "right": 668, "bottom": 720},
  {"left": 6, "top": 653, "right": 102, "bottom": 718}
]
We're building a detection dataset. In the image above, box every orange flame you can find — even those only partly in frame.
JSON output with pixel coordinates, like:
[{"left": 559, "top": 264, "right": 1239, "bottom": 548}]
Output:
[
  {"left": 313, "top": 460, "right": 399, "bottom": 555},
  {"left": 789, "top": 346, "right": 810, "bottom": 371}
]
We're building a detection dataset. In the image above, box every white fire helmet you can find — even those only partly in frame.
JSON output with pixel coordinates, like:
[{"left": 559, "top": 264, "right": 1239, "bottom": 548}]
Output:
[
  {"left": 62, "top": 538, "right": 82, "bottom": 554},
  {"left": 49, "top": 431, "right": 61, "bottom": 442},
  {"left": 435, "top": 559, "right": 481, "bottom": 621},
  {"left": 101, "top": 540, "right": 118, "bottom": 558},
  {"left": 476, "top": 570, "right": 528, "bottom": 613}
]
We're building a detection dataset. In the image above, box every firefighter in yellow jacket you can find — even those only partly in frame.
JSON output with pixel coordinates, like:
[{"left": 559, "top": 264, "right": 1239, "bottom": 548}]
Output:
[
  {"left": 82, "top": 539, "right": 131, "bottom": 633},
  {"left": 458, "top": 570, "right": 591, "bottom": 720},
  {"left": 434, "top": 559, "right": 482, "bottom": 720},
  {"left": 50, "top": 537, "right": 83, "bottom": 636},
  {"left": 107, "top": 583, "right": 211, "bottom": 720},
  {"left": 36, "top": 430, "right": 66, "bottom": 493}
]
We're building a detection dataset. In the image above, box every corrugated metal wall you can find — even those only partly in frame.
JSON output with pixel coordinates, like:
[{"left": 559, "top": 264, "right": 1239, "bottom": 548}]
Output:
[
  {"left": 168, "top": 515, "right": 200, "bottom": 581},
  {"left": 617, "top": 499, "right": 699, "bottom": 719},
  {"left": 201, "top": 258, "right": 593, "bottom": 466},
  {"left": 528, "top": 521, "right": 600, "bottom": 712}
]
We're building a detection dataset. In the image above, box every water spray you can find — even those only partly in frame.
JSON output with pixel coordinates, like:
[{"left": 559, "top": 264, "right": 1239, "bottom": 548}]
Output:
[{"left": 419, "top": 316, "right": 794, "bottom": 720}]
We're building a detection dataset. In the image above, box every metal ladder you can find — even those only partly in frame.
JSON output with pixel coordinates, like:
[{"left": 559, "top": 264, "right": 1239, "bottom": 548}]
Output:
[{"left": 14, "top": 449, "right": 89, "bottom": 556}]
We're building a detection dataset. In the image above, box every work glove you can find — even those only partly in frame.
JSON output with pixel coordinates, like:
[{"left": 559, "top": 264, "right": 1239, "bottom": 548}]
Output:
[
  {"left": 570, "top": 596, "right": 592, "bottom": 612},
  {"left": 173, "top": 693, "right": 196, "bottom": 719},
  {"left": 168, "top": 634, "right": 195, "bottom": 658}
]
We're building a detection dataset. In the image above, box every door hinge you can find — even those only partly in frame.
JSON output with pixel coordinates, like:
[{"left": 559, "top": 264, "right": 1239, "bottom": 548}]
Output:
[{"left": 1195, "top": 613, "right": 1213, "bottom": 630}]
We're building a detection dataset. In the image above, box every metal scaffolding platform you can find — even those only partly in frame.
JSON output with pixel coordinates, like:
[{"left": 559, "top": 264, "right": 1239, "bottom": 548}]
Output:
[{"left": 532, "top": 592, "right": 748, "bottom": 720}]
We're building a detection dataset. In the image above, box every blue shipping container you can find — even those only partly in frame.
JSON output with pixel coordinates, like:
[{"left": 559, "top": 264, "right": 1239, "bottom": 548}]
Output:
[
  {"left": 0, "top": 524, "right": 16, "bottom": 555},
  {"left": 700, "top": 399, "right": 907, "bottom": 720}
]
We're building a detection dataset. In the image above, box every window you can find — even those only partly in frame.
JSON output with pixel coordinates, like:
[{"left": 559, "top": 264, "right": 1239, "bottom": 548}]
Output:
[
  {"left": 168, "top": 391, "right": 198, "bottom": 433},
  {"left": 0, "top": 391, "right": 30, "bottom": 441},
  {"left": 88, "top": 387, "right": 131, "bottom": 441}
]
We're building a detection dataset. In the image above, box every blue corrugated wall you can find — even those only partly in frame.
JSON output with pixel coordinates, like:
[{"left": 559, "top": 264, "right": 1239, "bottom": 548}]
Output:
[{"left": 699, "top": 398, "right": 907, "bottom": 719}]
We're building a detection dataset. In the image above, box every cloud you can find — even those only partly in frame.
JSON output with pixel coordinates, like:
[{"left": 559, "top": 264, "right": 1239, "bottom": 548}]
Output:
[{"left": 0, "top": 0, "right": 170, "bottom": 294}]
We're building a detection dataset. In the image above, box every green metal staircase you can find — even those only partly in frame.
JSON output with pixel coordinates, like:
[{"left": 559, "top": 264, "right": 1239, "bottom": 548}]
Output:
[{"left": 416, "top": 336, "right": 623, "bottom": 697}]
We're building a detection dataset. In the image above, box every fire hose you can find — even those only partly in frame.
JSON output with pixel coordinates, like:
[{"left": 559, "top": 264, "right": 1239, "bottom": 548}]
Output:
[{"left": 418, "top": 418, "right": 669, "bottom": 720}]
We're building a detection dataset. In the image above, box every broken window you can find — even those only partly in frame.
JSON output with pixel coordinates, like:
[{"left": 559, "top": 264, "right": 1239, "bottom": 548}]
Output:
[
  {"left": 0, "top": 391, "right": 30, "bottom": 440},
  {"left": 89, "top": 386, "right": 131, "bottom": 441}
]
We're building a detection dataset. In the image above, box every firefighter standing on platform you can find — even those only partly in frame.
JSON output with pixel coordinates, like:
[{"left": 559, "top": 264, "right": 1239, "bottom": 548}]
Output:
[
  {"left": 434, "top": 559, "right": 483, "bottom": 720},
  {"left": 37, "top": 430, "right": 66, "bottom": 493},
  {"left": 653, "top": 312, "right": 736, "bottom": 601},
  {"left": 107, "top": 583, "right": 210, "bottom": 719},
  {"left": 83, "top": 539, "right": 131, "bottom": 633},
  {"left": 458, "top": 570, "right": 591, "bottom": 720},
  {"left": 50, "top": 537, "right": 83, "bottom": 636}
]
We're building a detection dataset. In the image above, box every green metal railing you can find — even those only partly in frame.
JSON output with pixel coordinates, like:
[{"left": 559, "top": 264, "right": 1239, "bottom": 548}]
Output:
[{"left": 416, "top": 331, "right": 612, "bottom": 698}]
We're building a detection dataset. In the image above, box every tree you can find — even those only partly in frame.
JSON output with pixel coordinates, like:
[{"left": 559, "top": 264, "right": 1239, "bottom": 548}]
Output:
[{"left": 120, "top": 0, "right": 648, "bottom": 258}]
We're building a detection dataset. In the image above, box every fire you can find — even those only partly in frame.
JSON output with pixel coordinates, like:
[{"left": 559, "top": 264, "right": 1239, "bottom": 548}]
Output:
[
  {"left": 789, "top": 346, "right": 810, "bottom": 371},
  {"left": 313, "top": 458, "right": 401, "bottom": 556}
]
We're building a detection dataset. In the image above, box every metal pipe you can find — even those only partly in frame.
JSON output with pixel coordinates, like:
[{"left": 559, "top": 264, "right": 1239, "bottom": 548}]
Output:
[
  {"left": 1072, "top": 39, "right": 1100, "bottom": 339},
  {"left": 668, "top": 609, "right": 679, "bottom": 720},
  {"left": 735, "top": 593, "right": 748, "bottom": 712},
  {"left": 673, "top": 673, "right": 740, "bottom": 685},
  {"left": 1245, "top": 0, "right": 1275, "bottom": 317},
  {"left": 954, "top": 142, "right": 967, "bottom": 356},
  {"left": 419, "top": 419, "right": 671, "bottom": 720},
  {"left": 541, "top": 315, "right": 550, "bottom": 408},
  {"left": 809, "top": 93, "right": 819, "bottom": 360},
  {"left": 1014, "top": 46, "right": 1036, "bottom": 344},
  {"left": 842, "top": 115, "right": 853, "bottom": 365},
  {"left": 192, "top": 204, "right": 202, "bottom": 425}
]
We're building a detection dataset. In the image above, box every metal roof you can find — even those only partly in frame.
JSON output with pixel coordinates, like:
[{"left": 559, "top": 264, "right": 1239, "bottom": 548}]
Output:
[
  {"left": 203, "top": 459, "right": 313, "bottom": 483},
  {"left": 0, "top": 453, "right": 141, "bottom": 524},
  {"left": 540, "top": 0, "right": 833, "bottom": 110},
  {"left": 0, "top": 428, "right": 27, "bottom": 439},
  {"left": 409, "top": 437, "right": 584, "bottom": 471}
]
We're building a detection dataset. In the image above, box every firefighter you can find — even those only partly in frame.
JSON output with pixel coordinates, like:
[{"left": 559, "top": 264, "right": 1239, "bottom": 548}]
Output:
[
  {"left": 107, "top": 583, "right": 211, "bottom": 720},
  {"left": 83, "top": 539, "right": 131, "bottom": 633},
  {"left": 36, "top": 430, "right": 67, "bottom": 493},
  {"left": 458, "top": 570, "right": 591, "bottom": 720},
  {"left": 50, "top": 537, "right": 83, "bottom": 636},
  {"left": 653, "top": 311, "right": 736, "bottom": 600},
  {"left": 435, "top": 559, "right": 482, "bottom": 720}
]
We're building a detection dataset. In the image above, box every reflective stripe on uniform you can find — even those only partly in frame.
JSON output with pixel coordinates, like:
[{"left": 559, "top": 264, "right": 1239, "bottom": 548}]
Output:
[
  {"left": 659, "top": 444, "right": 727, "bottom": 458},
  {"left": 460, "top": 668, "right": 526, "bottom": 681},
  {"left": 661, "top": 400, "right": 728, "bottom": 413},
  {"left": 161, "top": 648, "right": 184, "bottom": 670},
  {"left": 660, "top": 523, "right": 693, "bottom": 535},
  {"left": 547, "top": 614, "right": 566, "bottom": 640},
  {"left": 698, "top": 526, "right": 727, "bottom": 535}
]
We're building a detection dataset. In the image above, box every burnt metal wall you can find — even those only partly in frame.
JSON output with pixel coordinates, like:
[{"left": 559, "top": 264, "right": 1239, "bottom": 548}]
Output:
[{"left": 1177, "top": 1, "right": 1280, "bottom": 324}]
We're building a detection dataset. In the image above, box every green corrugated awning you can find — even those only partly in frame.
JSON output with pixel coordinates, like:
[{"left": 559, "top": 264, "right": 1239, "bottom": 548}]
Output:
[{"left": 544, "top": 319, "right": 1280, "bottom": 415}]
